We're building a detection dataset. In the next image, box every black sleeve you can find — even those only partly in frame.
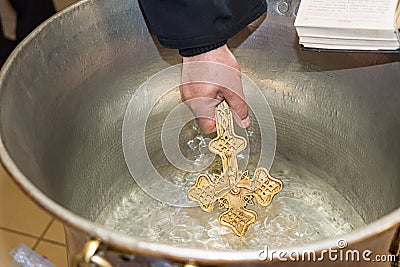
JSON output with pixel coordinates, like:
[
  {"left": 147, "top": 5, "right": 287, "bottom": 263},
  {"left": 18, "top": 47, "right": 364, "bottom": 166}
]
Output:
[{"left": 138, "top": 0, "right": 267, "bottom": 56}]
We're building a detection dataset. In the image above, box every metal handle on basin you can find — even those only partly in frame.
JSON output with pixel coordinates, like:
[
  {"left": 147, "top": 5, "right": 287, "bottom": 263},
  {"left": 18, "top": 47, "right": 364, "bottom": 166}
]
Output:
[
  {"left": 184, "top": 261, "right": 199, "bottom": 267},
  {"left": 72, "top": 239, "right": 112, "bottom": 267},
  {"left": 390, "top": 226, "right": 400, "bottom": 267}
]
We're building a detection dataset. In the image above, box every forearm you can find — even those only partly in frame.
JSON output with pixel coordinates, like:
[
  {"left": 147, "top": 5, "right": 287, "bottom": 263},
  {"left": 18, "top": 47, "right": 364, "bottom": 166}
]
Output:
[{"left": 139, "top": 0, "right": 267, "bottom": 56}]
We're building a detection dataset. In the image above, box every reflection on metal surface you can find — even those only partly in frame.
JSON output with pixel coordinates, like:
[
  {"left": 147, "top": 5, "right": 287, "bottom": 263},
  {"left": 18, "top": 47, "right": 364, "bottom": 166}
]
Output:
[{"left": 188, "top": 102, "right": 283, "bottom": 236}]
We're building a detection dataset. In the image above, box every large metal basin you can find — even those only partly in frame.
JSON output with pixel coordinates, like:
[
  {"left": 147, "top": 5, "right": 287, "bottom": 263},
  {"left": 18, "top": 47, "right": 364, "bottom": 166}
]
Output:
[{"left": 0, "top": 0, "right": 399, "bottom": 266}]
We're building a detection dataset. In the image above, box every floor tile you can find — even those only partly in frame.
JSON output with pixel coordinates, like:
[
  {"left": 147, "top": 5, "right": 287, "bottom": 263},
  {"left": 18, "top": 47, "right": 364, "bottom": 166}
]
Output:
[
  {"left": 0, "top": 0, "right": 79, "bottom": 39},
  {"left": 0, "top": 164, "right": 53, "bottom": 237},
  {"left": 44, "top": 219, "right": 66, "bottom": 245},
  {"left": 0, "top": 0, "right": 16, "bottom": 19},
  {"left": 53, "top": 0, "right": 78, "bottom": 11},
  {"left": 1, "top": 18, "right": 16, "bottom": 41},
  {"left": 35, "top": 241, "right": 67, "bottom": 267},
  {"left": 0, "top": 228, "right": 37, "bottom": 267},
  {"left": 0, "top": 0, "right": 16, "bottom": 40}
]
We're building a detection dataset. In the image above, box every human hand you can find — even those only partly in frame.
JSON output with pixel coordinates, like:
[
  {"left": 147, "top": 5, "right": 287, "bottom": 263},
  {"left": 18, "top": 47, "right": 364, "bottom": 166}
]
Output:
[{"left": 180, "top": 45, "right": 250, "bottom": 133}]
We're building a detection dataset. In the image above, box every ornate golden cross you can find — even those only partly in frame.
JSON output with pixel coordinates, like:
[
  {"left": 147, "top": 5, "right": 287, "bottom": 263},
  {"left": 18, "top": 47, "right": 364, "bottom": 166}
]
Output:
[{"left": 187, "top": 101, "right": 283, "bottom": 237}]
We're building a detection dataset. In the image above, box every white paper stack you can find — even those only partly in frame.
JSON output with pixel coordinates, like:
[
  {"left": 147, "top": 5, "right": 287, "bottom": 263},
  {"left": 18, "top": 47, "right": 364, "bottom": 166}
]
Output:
[{"left": 294, "top": 0, "right": 400, "bottom": 51}]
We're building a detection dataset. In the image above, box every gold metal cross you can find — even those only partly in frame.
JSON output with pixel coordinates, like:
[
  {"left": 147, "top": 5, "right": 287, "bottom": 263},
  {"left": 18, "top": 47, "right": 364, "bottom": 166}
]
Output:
[{"left": 187, "top": 101, "right": 283, "bottom": 237}]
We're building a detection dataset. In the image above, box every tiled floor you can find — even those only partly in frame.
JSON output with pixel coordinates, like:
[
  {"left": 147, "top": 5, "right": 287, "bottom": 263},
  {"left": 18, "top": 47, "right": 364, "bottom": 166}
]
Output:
[
  {"left": 0, "top": 164, "right": 67, "bottom": 267},
  {"left": 1, "top": 1, "right": 78, "bottom": 266},
  {"left": 0, "top": 0, "right": 78, "bottom": 40}
]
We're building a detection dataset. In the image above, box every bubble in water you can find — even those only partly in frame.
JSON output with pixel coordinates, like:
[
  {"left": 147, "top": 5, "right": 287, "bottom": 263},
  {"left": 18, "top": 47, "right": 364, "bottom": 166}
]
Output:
[{"left": 96, "top": 157, "right": 365, "bottom": 250}]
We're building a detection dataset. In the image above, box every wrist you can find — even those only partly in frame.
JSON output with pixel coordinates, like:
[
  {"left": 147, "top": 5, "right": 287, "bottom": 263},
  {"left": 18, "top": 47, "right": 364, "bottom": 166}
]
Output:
[{"left": 179, "top": 40, "right": 227, "bottom": 57}]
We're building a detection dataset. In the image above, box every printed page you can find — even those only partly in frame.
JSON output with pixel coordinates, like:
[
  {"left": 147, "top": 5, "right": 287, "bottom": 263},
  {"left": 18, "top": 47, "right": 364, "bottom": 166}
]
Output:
[
  {"left": 300, "top": 42, "right": 400, "bottom": 50},
  {"left": 299, "top": 36, "right": 400, "bottom": 46},
  {"left": 295, "top": 0, "right": 398, "bottom": 30}
]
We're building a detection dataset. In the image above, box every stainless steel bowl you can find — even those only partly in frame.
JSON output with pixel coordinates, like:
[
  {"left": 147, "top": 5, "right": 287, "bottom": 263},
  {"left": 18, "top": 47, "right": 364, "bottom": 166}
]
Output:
[{"left": 0, "top": 0, "right": 399, "bottom": 266}]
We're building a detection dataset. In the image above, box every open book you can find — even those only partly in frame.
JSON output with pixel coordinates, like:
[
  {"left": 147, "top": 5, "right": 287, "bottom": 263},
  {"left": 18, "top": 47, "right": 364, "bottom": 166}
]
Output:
[{"left": 294, "top": 0, "right": 400, "bottom": 51}]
